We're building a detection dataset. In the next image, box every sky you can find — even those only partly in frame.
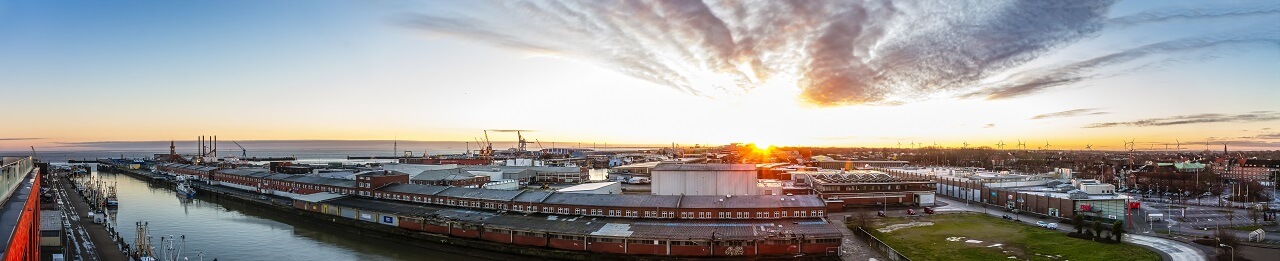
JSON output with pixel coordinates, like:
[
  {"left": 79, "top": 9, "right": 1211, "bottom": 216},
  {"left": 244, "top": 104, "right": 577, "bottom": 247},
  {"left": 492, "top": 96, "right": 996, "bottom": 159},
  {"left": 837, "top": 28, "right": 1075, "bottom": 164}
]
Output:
[{"left": 1, "top": 0, "right": 1277, "bottom": 151}]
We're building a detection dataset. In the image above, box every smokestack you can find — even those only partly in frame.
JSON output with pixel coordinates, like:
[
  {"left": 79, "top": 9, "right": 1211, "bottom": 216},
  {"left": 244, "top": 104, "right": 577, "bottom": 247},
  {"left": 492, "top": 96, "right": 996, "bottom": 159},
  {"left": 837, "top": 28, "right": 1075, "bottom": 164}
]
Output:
[
  {"left": 214, "top": 135, "right": 218, "bottom": 158},
  {"left": 199, "top": 136, "right": 204, "bottom": 157}
]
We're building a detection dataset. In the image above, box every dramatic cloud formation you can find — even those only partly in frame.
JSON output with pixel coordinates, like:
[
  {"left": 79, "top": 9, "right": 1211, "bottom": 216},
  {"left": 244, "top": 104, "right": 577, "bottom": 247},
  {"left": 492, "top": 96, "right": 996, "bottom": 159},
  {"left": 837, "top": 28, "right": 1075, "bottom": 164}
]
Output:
[
  {"left": 1030, "top": 108, "right": 1108, "bottom": 120},
  {"left": 1084, "top": 111, "right": 1280, "bottom": 128},
  {"left": 0, "top": 138, "right": 42, "bottom": 141},
  {"left": 403, "top": 0, "right": 1277, "bottom": 106},
  {"left": 965, "top": 29, "right": 1280, "bottom": 99}
]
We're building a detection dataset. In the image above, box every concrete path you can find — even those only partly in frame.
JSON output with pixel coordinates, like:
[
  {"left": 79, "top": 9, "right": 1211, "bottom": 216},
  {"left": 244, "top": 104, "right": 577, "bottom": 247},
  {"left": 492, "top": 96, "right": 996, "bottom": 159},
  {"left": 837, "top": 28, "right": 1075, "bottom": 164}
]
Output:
[
  {"left": 1125, "top": 234, "right": 1207, "bottom": 261},
  {"left": 827, "top": 212, "right": 888, "bottom": 261},
  {"left": 53, "top": 174, "right": 131, "bottom": 261}
]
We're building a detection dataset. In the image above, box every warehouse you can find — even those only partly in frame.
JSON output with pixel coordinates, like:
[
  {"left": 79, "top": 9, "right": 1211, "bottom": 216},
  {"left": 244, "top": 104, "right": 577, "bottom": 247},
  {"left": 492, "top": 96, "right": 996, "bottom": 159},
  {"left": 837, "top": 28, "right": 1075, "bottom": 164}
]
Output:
[{"left": 651, "top": 164, "right": 758, "bottom": 196}]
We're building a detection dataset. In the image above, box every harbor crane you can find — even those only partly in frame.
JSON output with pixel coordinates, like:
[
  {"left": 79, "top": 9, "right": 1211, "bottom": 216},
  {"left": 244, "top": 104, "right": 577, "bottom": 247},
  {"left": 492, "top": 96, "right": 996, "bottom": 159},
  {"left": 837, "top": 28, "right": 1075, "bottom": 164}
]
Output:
[{"left": 232, "top": 141, "right": 247, "bottom": 158}]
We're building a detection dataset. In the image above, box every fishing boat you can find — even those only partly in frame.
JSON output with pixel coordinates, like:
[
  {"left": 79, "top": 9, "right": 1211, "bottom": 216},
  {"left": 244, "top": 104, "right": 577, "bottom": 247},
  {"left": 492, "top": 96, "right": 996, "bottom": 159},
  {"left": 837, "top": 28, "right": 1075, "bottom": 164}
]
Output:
[
  {"left": 175, "top": 181, "right": 196, "bottom": 199},
  {"left": 105, "top": 182, "right": 120, "bottom": 208}
]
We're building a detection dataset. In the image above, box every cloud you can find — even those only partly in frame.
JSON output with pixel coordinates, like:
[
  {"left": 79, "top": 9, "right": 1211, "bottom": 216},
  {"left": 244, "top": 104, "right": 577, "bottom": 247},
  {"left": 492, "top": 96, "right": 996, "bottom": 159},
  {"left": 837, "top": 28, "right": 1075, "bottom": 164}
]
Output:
[
  {"left": 1251, "top": 133, "right": 1280, "bottom": 140},
  {"left": 403, "top": 1, "right": 1277, "bottom": 106},
  {"left": 0, "top": 138, "right": 43, "bottom": 141},
  {"left": 983, "top": 123, "right": 995, "bottom": 128},
  {"left": 965, "top": 29, "right": 1280, "bottom": 100},
  {"left": 1030, "top": 108, "right": 1108, "bottom": 120},
  {"left": 1105, "top": 3, "right": 1280, "bottom": 28},
  {"left": 1083, "top": 111, "right": 1280, "bottom": 128}
]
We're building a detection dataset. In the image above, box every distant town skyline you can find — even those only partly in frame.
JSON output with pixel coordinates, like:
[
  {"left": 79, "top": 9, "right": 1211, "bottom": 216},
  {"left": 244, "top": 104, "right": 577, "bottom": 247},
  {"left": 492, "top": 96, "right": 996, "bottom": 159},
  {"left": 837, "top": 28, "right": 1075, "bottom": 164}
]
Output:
[{"left": 2, "top": 0, "right": 1278, "bottom": 151}]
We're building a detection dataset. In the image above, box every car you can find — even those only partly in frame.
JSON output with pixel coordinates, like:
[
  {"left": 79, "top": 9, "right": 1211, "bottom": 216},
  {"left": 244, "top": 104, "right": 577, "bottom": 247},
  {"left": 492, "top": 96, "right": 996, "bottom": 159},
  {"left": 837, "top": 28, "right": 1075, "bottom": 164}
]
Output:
[
  {"left": 1047, "top": 223, "right": 1059, "bottom": 230},
  {"left": 1001, "top": 215, "right": 1013, "bottom": 220},
  {"left": 877, "top": 211, "right": 886, "bottom": 217},
  {"left": 1036, "top": 221, "right": 1048, "bottom": 228},
  {"left": 906, "top": 209, "right": 917, "bottom": 215},
  {"left": 923, "top": 207, "right": 935, "bottom": 214}
]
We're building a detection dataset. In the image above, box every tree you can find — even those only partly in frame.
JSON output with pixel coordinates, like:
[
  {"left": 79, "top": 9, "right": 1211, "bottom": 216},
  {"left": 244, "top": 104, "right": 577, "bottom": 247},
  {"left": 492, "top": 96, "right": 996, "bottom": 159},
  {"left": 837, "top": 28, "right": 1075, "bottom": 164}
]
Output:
[
  {"left": 1112, "top": 221, "right": 1125, "bottom": 241},
  {"left": 1092, "top": 220, "right": 1103, "bottom": 239},
  {"left": 1073, "top": 215, "right": 1084, "bottom": 234},
  {"left": 849, "top": 210, "right": 872, "bottom": 230},
  {"left": 1248, "top": 204, "right": 1266, "bottom": 226},
  {"left": 1214, "top": 229, "right": 1239, "bottom": 249}
]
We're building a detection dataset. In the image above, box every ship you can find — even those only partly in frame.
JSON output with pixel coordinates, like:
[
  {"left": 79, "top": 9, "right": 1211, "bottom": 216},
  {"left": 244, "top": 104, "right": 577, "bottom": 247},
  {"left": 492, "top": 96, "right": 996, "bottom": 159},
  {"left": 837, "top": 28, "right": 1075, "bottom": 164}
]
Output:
[{"left": 175, "top": 180, "right": 196, "bottom": 199}]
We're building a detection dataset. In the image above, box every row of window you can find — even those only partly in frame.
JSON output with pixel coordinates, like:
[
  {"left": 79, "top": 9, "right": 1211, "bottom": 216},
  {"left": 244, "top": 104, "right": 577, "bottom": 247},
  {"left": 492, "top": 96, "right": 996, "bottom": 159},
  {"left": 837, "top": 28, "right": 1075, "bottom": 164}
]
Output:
[{"left": 219, "top": 173, "right": 827, "bottom": 220}]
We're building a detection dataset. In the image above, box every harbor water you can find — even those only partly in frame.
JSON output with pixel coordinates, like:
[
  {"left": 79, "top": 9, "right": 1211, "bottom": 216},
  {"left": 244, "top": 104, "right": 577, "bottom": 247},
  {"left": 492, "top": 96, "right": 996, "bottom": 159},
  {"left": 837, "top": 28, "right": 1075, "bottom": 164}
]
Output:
[{"left": 92, "top": 169, "right": 491, "bottom": 261}]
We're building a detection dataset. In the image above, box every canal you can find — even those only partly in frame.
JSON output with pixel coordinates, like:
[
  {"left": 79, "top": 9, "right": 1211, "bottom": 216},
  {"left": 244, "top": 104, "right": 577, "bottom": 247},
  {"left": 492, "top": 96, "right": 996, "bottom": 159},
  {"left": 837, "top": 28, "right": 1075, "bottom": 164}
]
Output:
[{"left": 91, "top": 170, "right": 492, "bottom": 260}]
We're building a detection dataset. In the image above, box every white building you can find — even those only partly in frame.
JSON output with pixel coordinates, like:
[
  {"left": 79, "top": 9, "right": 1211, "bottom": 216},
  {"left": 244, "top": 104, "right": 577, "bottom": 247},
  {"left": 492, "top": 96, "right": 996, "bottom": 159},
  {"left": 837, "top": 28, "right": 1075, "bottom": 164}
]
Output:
[
  {"left": 651, "top": 164, "right": 758, "bottom": 196},
  {"left": 556, "top": 181, "right": 622, "bottom": 194},
  {"left": 1073, "top": 179, "right": 1115, "bottom": 194}
]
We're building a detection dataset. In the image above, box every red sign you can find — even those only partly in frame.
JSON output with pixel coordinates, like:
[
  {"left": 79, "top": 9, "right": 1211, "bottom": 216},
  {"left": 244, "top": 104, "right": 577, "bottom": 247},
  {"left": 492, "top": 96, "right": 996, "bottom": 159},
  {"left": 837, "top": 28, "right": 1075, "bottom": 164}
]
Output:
[
  {"left": 1080, "top": 204, "right": 1092, "bottom": 211},
  {"left": 1128, "top": 202, "right": 1140, "bottom": 209}
]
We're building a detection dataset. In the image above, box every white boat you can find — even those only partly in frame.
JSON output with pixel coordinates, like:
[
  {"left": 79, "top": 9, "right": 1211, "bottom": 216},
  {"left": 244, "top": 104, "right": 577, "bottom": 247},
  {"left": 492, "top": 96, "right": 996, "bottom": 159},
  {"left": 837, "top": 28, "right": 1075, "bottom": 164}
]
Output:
[{"left": 175, "top": 181, "right": 196, "bottom": 199}]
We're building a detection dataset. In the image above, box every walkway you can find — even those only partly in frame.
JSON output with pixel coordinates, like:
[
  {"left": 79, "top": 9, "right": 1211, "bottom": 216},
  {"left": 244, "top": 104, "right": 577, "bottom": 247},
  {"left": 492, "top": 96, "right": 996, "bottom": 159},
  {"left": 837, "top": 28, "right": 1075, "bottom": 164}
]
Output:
[
  {"left": 827, "top": 212, "right": 888, "bottom": 261},
  {"left": 52, "top": 174, "right": 130, "bottom": 261}
]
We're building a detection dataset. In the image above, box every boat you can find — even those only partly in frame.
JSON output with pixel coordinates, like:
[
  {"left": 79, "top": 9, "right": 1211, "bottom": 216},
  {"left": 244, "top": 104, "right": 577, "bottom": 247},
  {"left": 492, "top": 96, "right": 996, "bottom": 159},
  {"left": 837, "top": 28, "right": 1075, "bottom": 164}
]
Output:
[
  {"left": 105, "top": 183, "right": 120, "bottom": 208},
  {"left": 175, "top": 181, "right": 196, "bottom": 199}
]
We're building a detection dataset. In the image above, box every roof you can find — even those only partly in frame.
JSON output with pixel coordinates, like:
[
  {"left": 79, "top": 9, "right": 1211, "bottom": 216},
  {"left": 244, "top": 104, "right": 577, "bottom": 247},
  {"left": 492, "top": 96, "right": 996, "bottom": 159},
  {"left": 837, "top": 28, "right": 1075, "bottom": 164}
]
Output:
[
  {"left": 410, "top": 168, "right": 474, "bottom": 181},
  {"left": 435, "top": 187, "right": 525, "bottom": 201},
  {"left": 652, "top": 163, "right": 756, "bottom": 171},
  {"left": 292, "top": 192, "right": 348, "bottom": 203},
  {"left": 680, "top": 195, "right": 827, "bottom": 209},
  {"left": 511, "top": 190, "right": 555, "bottom": 203},
  {"left": 556, "top": 182, "right": 619, "bottom": 192},
  {"left": 461, "top": 166, "right": 583, "bottom": 174},
  {"left": 287, "top": 175, "right": 356, "bottom": 188},
  {"left": 381, "top": 183, "right": 450, "bottom": 196},
  {"left": 539, "top": 193, "right": 680, "bottom": 208}
]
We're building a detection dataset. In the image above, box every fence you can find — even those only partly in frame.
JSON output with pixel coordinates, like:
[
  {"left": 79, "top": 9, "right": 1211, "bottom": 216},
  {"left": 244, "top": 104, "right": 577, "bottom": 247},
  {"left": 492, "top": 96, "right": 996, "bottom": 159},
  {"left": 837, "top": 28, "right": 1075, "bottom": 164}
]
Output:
[
  {"left": 1, "top": 157, "right": 35, "bottom": 204},
  {"left": 853, "top": 227, "right": 911, "bottom": 261}
]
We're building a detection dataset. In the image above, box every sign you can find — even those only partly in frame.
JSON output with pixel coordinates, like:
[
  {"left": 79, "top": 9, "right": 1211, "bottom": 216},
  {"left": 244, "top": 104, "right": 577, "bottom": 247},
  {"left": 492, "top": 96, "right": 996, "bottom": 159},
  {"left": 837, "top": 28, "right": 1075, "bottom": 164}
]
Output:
[
  {"left": 382, "top": 216, "right": 394, "bottom": 224},
  {"left": 1080, "top": 204, "right": 1092, "bottom": 211},
  {"left": 1128, "top": 202, "right": 1140, "bottom": 209}
]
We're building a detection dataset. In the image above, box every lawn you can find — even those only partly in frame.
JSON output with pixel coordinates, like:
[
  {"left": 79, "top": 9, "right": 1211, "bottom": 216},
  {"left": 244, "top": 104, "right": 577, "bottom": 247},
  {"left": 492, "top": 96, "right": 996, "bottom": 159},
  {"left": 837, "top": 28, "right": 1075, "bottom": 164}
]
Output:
[{"left": 860, "top": 213, "right": 1160, "bottom": 261}]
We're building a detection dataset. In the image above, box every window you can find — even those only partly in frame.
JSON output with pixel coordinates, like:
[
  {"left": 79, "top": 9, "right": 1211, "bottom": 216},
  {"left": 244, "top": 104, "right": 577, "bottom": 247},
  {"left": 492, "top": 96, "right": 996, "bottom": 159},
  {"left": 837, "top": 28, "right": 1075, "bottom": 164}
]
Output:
[{"left": 773, "top": 211, "right": 780, "bottom": 218}]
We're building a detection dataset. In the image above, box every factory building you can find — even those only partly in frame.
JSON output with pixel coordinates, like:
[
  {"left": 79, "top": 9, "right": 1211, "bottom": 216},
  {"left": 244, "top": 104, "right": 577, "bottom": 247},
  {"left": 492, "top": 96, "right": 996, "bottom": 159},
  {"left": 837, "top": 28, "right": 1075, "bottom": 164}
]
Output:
[{"left": 651, "top": 164, "right": 758, "bottom": 196}]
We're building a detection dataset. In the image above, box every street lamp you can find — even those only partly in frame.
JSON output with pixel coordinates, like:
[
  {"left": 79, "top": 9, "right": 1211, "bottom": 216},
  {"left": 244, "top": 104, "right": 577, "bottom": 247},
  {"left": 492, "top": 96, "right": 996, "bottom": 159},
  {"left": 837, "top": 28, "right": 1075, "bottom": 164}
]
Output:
[{"left": 1219, "top": 244, "right": 1234, "bottom": 261}]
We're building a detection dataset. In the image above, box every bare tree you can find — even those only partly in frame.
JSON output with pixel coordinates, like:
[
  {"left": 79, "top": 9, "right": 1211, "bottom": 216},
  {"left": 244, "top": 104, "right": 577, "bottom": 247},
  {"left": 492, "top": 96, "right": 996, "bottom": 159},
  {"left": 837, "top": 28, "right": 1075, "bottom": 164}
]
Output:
[
  {"left": 1227, "top": 210, "right": 1236, "bottom": 227},
  {"left": 1249, "top": 205, "right": 1261, "bottom": 226},
  {"left": 848, "top": 210, "right": 872, "bottom": 229}
]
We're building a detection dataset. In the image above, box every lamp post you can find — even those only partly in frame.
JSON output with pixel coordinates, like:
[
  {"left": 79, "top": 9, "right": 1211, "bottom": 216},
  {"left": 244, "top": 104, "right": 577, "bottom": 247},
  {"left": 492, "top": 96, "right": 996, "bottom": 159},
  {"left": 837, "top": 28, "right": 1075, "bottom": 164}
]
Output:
[{"left": 1219, "top": 244, "right": 1234, "bottom": 261}]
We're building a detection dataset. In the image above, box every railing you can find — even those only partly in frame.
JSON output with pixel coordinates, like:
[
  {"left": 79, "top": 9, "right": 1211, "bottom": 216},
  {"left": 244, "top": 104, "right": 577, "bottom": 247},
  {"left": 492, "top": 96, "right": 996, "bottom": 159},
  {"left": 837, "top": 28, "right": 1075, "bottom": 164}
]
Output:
[
  {"left": 853, "top": 227, "right": 912, "bottom": 261},
  {"left": 0, "top": 157, "right": 34, "bottom": 204}
]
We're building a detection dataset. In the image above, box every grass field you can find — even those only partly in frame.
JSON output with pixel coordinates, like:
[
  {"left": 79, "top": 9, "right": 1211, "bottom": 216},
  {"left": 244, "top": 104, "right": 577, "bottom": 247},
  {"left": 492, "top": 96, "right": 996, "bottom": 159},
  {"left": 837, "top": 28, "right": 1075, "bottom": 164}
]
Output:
[{"left": 861, "top": 213, "right": 1160, "bottom": 261}]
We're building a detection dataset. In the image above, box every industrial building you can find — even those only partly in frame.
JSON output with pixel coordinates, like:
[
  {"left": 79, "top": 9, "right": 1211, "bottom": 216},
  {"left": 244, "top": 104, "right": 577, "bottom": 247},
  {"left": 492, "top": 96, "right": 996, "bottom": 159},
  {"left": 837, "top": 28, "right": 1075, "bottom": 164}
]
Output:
[
  {"left": 791, "top": 170, "right": 937, "bottom": 207},
  {"left": 650, "top": 164, "right": 758, "bottom": 196}
]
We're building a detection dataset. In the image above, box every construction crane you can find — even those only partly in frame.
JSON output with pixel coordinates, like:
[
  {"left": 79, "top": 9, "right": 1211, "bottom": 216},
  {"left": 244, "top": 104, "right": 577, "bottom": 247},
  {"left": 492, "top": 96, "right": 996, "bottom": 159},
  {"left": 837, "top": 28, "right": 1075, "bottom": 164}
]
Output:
[{"left": 231, "top": 141, "right": 247, "bottom": 158}]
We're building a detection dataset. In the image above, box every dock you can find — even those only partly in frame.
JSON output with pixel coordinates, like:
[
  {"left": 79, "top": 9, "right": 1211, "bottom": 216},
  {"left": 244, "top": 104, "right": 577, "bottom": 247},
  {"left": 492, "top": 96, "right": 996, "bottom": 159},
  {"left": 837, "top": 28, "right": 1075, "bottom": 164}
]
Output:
[{"left": 50, "top": 173, "right": 130, "bottom": 261}]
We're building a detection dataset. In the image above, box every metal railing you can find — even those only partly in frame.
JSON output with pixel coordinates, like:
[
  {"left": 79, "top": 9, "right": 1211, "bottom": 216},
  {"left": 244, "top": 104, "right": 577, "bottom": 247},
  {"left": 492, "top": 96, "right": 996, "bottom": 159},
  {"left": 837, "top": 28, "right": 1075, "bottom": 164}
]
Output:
[
  {"left": 853, "top": 227, "right": 912, "bottom": 261},
  {"left": 0, "top": 157, "right": 34, "bottom": 204}
]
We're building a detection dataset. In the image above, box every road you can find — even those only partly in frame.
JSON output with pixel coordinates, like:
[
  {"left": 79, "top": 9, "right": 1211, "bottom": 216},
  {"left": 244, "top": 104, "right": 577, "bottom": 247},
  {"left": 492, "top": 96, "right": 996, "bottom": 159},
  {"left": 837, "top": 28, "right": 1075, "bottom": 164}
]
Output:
[{"left": 932, "top": 197, "right": 1208, "bottom": 261}]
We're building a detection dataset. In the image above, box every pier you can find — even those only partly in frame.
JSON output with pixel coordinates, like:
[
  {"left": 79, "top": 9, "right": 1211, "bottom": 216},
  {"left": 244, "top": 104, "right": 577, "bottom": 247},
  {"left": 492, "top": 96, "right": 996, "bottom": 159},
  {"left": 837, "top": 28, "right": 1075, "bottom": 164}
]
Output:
[{"left": 49, "top": 173, "right": 129, "bottom": 261}]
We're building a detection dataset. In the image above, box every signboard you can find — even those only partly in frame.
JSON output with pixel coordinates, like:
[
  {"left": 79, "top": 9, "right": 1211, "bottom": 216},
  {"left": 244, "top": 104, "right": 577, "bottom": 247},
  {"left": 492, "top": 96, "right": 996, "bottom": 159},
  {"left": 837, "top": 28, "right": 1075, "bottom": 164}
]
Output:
[
  {"left": 1080, "top": 204, "right": 1092, "bottom": 211},
  {"left": 382, "top": 215, "right": 394, "bottom": 224},
  {"left": 1128, "top": 202, "right": 1140, "bottom": 209}
]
